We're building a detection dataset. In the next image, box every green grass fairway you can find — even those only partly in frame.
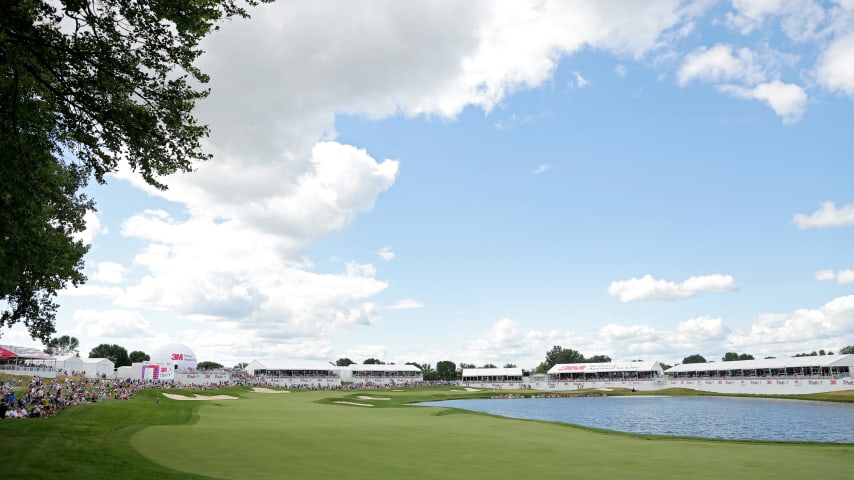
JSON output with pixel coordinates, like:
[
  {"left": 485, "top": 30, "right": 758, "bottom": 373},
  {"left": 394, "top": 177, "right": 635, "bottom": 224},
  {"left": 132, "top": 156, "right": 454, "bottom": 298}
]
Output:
[
  {"left": 2, "top": 387, "right": 853, "bottom": 479},
  {"left": 131, "top": 388, "right": 853, "bottom": 480}
]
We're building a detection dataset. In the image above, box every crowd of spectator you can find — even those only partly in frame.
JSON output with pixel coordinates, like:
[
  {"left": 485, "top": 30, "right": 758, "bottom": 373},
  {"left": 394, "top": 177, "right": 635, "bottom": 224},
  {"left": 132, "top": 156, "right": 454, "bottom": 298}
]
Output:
[{"left": 0, "top": 374, "right": 152, "bottom": 419}]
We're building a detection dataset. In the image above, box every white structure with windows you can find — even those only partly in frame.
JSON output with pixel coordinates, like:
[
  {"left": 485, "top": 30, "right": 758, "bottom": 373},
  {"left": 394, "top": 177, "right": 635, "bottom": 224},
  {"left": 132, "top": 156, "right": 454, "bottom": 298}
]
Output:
[
  {"left": 55, "top": 355, "right": 84, "bottom": 374},
  {"left": 461, "top": 367, "right": 524, "bottom": 389},
  {"left": 82, "top": 358, "right": 115, "bottom": 379},
  {"left": 249, "top": 360, "right": 342, "bottom": 388},
  {"left": 541, "top": 361, "right": 666, "bottom": 391},
  {"left": 664, "top": 355, "right": 854, "bottom": 394},
  {"left": 344, "top": 364, "right": 423, "bottom": 387}
]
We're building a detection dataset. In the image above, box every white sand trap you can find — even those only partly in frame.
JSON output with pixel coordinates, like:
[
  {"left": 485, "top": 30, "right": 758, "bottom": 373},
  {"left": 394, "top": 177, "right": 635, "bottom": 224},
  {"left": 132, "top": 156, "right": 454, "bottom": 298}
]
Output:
[
  {"left": 357, "top": 396, "right": 390, "bottom": 400},
  {"left": 450, "top": 387, "right": 481, "bottom": 392},
  {"left": 252, "top": 387, "right": 290, "bottom": 394},
  {"left": 162, "top": 393, "right": 238, "bottom": 401},
  {"left": 334, "top": 401, "right": 373, "bottom": 407},
  {"left": 391, "top": 389, "right": 403, "bottom": 392},
  {"left": 597, "top": 388, "right": 613, "bottom": 392}
]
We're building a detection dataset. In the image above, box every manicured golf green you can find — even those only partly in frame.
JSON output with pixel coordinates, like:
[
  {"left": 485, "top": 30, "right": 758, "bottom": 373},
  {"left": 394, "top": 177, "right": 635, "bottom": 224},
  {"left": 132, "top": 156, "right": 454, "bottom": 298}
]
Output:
[{"left": 3, "top": 386, "right": 852, "bottom": 479}]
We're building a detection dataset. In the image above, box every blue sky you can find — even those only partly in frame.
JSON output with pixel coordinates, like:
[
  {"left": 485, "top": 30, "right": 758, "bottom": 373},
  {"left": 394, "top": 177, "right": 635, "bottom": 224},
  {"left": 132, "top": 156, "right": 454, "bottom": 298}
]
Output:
[{"left": 5, "top": 0, "right": 854, "bottom": 368}]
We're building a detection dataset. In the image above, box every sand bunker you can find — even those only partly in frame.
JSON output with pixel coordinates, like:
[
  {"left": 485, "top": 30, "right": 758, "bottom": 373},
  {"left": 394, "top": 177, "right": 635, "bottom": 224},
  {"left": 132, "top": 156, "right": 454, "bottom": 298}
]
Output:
[
  {"left": 162, "top": 393, "right": 238, "bottom": 401},
  {"left": 252, "top": 387, "right": 290, "bottom": 394},
  {"left": 334, "top": 401, "right": 373, "bottom": 407},
  {"left": 450, "top": 387, "right": 481, "bottom": 392},
  {"left": 356, "top": 396, "right": 390, "bottom": 400}
]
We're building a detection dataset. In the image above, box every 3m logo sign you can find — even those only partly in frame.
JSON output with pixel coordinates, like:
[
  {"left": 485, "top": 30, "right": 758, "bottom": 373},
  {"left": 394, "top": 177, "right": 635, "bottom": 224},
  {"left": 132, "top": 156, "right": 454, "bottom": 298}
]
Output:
[
  {"left": 557, "top": 365, "right": 587, "bottom": 371},
  {"left": 171, "top": 353, "right": 184, "bottom": 361}
]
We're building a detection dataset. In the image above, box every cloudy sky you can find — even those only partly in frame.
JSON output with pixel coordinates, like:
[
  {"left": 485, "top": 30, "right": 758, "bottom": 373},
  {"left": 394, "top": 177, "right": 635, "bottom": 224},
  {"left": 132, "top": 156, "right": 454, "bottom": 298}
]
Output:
[{"left": 6, "top": 0, "right": 854, "bottom": 368}]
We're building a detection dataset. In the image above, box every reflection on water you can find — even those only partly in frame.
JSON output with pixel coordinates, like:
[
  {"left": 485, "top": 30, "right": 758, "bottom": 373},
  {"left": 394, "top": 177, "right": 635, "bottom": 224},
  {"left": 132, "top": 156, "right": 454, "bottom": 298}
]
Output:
[{"left": 417, "top": 396, "right": 854, "bottom": 443}]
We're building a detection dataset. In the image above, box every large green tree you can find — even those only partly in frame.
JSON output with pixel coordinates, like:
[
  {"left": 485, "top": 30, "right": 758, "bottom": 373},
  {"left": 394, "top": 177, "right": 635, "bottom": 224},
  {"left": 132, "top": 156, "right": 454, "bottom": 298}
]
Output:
[
  {"left": 586, "top": 354, "right": 612, "bottom": 363},
  {"left": 89, "top": 343, "right": 130, "bottom": 367},
  {"left": 436, "top": 360, "right": 456, "bottom": 381},
  {"left": 0, "top": 0, "right": 268, "bottom": 341},
  {"left": 335, "top": 357, "right": 355, "bottom": 366},
  {"left": 682, "top": 354, "right": 707, "bottom": 364},
  {"left": 722, "top": 352, "right": 754, "bottom": 361},
  {"left": 197, "top": 361, "right": 223, "bottom": 370},
  {"left": 840, "top": 345, "right": 854, "bottom": 355},
  {"left": 43, "top": 334, "right": 79, "bottom": 355},
  {"left": 129, "top": 350, "right": 150, "bottom": 363}
]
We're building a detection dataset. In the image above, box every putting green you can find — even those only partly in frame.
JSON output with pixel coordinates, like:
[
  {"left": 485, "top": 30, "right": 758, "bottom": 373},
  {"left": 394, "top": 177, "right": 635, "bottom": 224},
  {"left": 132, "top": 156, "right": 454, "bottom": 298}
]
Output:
[{"left": 130, "top": 389, "right": 854, "bottom": 480}]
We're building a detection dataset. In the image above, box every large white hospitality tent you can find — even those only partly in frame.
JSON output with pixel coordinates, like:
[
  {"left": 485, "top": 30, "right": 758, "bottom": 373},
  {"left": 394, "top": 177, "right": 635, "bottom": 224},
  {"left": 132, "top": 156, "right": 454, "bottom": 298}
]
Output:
[
  {"left": 665, "top": 354, "right": 854, "bottom": 378},
  {"left": 547, "top": 361, "right": 665, "bottom": 381},
  {"left": 55, "top": 355, "right": 85, "bottom": 374},
  {"left": 248, "top": 359, "right": 342, "bottom": 388},
  {"left": 345, "top": 363, "right": 423, "bottom": 384},
  {"left": 461, "top": 367, "right": 523, "bottom": 383},
  {"left": 83, "top": 358, "right": 115, "bottom": 378}
]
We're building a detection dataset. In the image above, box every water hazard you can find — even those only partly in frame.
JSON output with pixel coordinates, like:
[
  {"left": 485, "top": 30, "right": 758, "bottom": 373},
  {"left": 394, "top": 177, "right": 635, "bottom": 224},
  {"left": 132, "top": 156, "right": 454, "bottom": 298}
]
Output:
[{"left": 417, "top": 396, "right": 854, "bottom": 443}]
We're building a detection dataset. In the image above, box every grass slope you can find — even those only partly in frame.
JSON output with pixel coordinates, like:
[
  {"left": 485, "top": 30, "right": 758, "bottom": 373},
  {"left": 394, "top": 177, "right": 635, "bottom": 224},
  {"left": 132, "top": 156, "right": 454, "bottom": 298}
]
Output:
[{"left": 2, "top": 387, "right": 852, "bottom": 479}]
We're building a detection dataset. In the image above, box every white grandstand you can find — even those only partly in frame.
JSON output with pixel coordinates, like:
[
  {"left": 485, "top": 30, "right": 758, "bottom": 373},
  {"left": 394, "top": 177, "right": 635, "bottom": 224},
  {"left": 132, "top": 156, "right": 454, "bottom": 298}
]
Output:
[
  {"left": 664, "top": 354, "right": 854, "bottom": 394},
  {"left": 461, "top": 367, "right": 524, "bottom": 388},
  {"left": 344, "top": 363, "right": 423, "bottom": 387},
  {"left": 538, "top": 361, "right": 667, "bottom": 391},
  {"left": 247, "top": 359, "right": 342, "bottom": 388}
]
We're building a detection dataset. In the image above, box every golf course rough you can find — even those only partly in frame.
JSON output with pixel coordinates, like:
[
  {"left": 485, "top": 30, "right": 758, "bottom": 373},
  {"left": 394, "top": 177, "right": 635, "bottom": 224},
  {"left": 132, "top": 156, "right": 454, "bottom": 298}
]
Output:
[{"left": 129, "top": 388, "right": 854, "bottom": 480}]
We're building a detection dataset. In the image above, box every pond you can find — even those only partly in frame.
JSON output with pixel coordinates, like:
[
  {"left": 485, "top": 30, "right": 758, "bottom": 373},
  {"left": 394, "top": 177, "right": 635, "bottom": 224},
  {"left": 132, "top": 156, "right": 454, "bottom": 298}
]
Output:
[{"left": 416, "top": 396, "right": 854, "bottom": 443}]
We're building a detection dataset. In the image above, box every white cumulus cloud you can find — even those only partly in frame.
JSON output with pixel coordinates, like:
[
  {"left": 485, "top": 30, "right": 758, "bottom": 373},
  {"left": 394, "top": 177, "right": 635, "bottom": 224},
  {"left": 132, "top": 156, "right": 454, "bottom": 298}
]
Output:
[
  {"left": 90, "top": 262, "right": 127, "bottom": 284},
  {"left": 727, "top": 295, "right": 854, "bottom": 348},
  {"left": 608, "top": 274, "right": 736, "bottom": 302},
  {"left": 719, "top": 80, "right": 807, "bottom": 123},
  {"left": 677, "top": 44, "right": 766, "bottom": 86},
  {"left": 793, "top": 201, "right": 854, "bottom": 228},
  {"left": 816, "top": 32, "right": 854, "bottom": 97},
  {"left": 71, "top": 309, "right": 151, "bottom": 340},
  {"left": 815, "top": 268, "right": 854, "bottom": 284},
  {"left": 378, "top": 246, "right": 396, "bottom": 261}
]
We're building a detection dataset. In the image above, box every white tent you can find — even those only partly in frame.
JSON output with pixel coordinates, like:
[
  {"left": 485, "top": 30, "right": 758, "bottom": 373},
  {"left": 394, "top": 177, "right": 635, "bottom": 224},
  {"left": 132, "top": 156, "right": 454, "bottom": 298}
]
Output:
[
  {"left": 548, "top": 361, "right": 664, "bottom": 381},
  {"left": 82, "top": 358, "right": 115, "bottom": 378},
  {"left": 665, "top": 354, "right": 854, "bottom": 378},
  {"left": 244, "top": 359, "right": 267, "bottom": 376},
  {"left": 346, "top": 363, "right": 423, "bottom": 385},
  {"left": 250, "top": 359, "right": 342, "bottom": 388},
  {"left": 462, "top": 367, "right": 523, "bottom": 382},
  {"left": 55, "top": 355, "right": 85, "bottom": 374}
]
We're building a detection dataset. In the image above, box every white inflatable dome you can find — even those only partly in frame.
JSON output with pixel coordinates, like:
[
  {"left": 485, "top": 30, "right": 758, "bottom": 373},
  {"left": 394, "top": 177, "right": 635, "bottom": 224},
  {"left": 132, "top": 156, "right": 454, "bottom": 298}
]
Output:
[{"left": 150, "top": 343, "right": 198, "bottom": 370}]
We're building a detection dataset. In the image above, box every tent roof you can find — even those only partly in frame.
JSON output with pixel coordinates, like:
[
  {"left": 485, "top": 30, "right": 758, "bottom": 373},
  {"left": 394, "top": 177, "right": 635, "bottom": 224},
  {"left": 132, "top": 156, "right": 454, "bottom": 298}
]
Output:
[
  {"left": 0, "top": 345, "right": 54, "bottom": 360},
  {"left": 83, "top": 357, "right": 114, "bottom": 365},
  {"left": 252, "top": 359, "right": 340, "bottom": 371},
  {"left": 462, "top": 367, "right": 523, "bottom": 377},
  {"left": 665, "top": 354, "right": 854, "bottom": 373},
  {"left": 349, "top": 363, "right": 422, "bottom": 372},
  {"left": 547, "top": 361, "right": 662, "bottom": 375},
  {"left": 56, "top": 355, "right": 83, "bottom": 362}
]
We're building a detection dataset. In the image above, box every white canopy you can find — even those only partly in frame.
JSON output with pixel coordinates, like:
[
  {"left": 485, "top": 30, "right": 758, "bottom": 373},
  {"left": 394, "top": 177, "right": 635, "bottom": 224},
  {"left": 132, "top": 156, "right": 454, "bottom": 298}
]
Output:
[
  {"left": 665, "top": 354, "right": 854, "bottom": 374},
  {"left": 349, "top": 363, "right": 422, "bottom": 373},
  {"left": 250, "top": 359, "right": 340, "bottom": 372},
  {"left": 547, "top": 361, "right": 663, "bottom": 375},
  {"left": 462, "top": 367, "right": 523, "bottom": 378}
]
